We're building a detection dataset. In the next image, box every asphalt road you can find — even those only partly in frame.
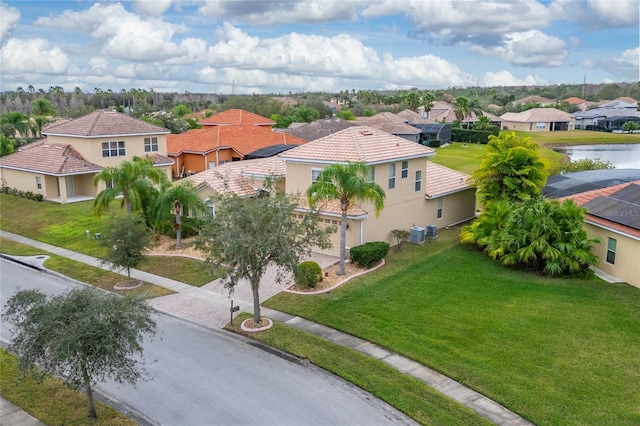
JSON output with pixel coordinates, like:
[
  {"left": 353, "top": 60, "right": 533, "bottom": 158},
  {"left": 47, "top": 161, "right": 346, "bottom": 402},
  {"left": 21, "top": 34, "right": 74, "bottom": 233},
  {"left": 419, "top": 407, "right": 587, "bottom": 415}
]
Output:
[{"left": 0, "top": 259, "right": 414, "bottom": 425}]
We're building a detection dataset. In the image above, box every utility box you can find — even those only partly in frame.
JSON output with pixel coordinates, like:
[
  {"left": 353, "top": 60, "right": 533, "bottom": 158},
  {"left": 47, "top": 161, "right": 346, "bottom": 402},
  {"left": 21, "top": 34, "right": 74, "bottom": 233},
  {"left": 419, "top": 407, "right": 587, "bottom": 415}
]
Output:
[
  {"left": 426, "top": 224, "right": 437, "bottom": 238},
  {"left": 410, "top": 226, "right": 426, "bottom": 244}
]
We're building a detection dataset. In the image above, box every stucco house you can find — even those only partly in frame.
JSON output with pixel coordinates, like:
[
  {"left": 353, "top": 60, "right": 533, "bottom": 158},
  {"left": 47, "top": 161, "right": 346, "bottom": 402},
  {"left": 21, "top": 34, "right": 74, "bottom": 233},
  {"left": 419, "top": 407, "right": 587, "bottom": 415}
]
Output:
[
  {"left": 500, "top": 108, "right": 575, "bottom": 132},
  {"left": 184, "top": 126, "right": 476, "bottom": 256},
  {"left": 355, "top": 112, "right": 422, "bottom": 142},
  {"left": 572, "top": 100, "right": 640, "bottom": 131},
  {"left": 167, "top": 123, "right": 306, "bottom": 178},
  {"left": 0, "top": 110, "right": 173, "bottom": 203},
  {"left": 560, "top": 181, "right": 640, "bottom": 289}
]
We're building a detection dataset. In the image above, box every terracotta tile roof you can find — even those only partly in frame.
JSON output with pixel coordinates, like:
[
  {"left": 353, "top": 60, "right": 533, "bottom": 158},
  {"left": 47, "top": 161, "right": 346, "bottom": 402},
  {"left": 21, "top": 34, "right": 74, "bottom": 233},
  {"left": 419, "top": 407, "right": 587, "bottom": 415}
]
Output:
[
  {"left": 425, "top": 161, "right": 472, "bottom": 198},
  {"left": 280, "top": 126, "right": 435, "bottom": 165},
  {"left": 167, "top": 125, "right": 306, "bottom": 156},
  {"left": 396, "top": 109, "right": 435, "bottom": 124},
  {"left": 0, "top": 141, "right": 102, "bottom": 175},
  {"left": 296, "top": 197, "right": 368, "bottom": 218},
  {"left": 197, "top": 109, "right": 275, "bottom": 126},
  {"left": 184, "top": 157, "right": 286, "bottom": 197},
  {"left": 355, "top": 112, "right": 421, "bottom": 135},
  {"left": 558, "top": 180, "right": 640, "bottom": 238},
  {"left": 500, "top": 108, "right": 573, "bottom": 123},
  {"left": 564, "top": 97, "right": 587, "bottom": 105},
  {"left": 43, "top": 110, "right": 169, "bottom": 137},
  {"left": 514, "top": 95, "right": 555, "bottom": 105}
]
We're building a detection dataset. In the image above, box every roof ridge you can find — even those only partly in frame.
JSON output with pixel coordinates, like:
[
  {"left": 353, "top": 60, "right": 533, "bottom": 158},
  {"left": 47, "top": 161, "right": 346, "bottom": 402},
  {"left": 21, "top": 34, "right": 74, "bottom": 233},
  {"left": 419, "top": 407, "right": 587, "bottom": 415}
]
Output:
[{"left": 87, "top": 110, "right": 102, "bottom": 136}]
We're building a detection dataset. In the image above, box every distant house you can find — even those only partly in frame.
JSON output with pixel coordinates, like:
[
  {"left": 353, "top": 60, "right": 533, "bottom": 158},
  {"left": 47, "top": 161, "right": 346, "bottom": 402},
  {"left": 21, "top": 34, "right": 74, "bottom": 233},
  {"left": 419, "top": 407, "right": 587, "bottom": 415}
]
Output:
[
  {"left": 355, "top": 112, "right": 421, "bottom": 142},
  {"left": 572, "top": 100, "right": 640, "bottom": 131},
  {"left": 278, "top": 118, "right": 358, "bottom": 141},
  {"left": 560, "top": 181, "right": 640, "bottom": 289},
  {"left": 0, "top": 110, "right": 173, "bottom": 203},
  {"left": 500, "top": 108, "right": 575, "bottom": 132},
  {"left": 184, "top": 125, "right": 476, "bottom": 255},
  {"left": 512, "top": 95, "right": 555, "bottom": 107},
  {"left": 167, "top": 109, "right": 305, "bottom": 177},
  {"left": 396, "top": 109, "right": 452, "bottom": 145}
]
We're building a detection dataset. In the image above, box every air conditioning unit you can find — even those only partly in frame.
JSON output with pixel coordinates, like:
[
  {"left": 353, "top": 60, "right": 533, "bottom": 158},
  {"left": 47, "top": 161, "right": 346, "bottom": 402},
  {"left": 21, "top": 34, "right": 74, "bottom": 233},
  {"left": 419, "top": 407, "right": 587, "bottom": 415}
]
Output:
[
  {"left": 410, "top": 226, "right": 426, "bottom": 244},
  {"left": 426, "top": 224, "right": 437, "bottom": 238}
]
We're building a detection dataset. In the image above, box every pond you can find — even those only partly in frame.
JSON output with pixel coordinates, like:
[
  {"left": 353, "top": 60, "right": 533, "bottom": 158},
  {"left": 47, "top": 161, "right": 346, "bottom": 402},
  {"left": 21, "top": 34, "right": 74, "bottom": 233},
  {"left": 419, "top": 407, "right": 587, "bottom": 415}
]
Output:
[{"left": 553, "top": 144, "right": 640, "bottom": 169}]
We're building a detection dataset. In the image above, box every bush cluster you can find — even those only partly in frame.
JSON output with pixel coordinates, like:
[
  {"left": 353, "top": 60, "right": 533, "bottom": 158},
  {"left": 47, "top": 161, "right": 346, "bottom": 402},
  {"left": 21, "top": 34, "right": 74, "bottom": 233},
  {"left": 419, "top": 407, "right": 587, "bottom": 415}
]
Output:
[
  {"left": 584, "top": 125, "right": 611, "bottom": 132},
  {"left": 452, "top": 128, "right": 498, "bottom": 144},
  {"left": 426, "top": 139, "right": 442, "bottom": 148},
  {"left": 1, "top": 186, "right": 44, "bottom": 201},
  {"left": 293, "top": 261, "right": 323, "bottom": 288},
  {"left": 350, "top": 241, "right": 389, "bottom": 268}
]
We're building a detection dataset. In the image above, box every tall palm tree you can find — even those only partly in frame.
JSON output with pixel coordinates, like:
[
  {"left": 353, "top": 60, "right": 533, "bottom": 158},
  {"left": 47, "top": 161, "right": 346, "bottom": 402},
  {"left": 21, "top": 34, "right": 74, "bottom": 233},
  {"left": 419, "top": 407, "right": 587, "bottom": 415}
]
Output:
[
  {"left": 468, "top": 98, "right": 483, "bottom": 128},
  {"left": 422, "top": 91, "right": 435, "bottom": 118},
  {"left": 307, "top": 162, "right": 385, "bottom": 275},
  {"left": 32, "top": 116, "right": 50, "bottom": 138},
  {"left": 93, "top": 157, "right": 169, "bottom": 216},
  {"left": 151, "top": 181, "right": 205, "bottom": 248},
  {"left": 453, "top": 96, "right": 470, "bottom": 128},
  {"left": 0, "top": 111, "right": 30, "bottom": 138},
  {"left": 404, "top": 91, "right": 421, "bottom": 112}
]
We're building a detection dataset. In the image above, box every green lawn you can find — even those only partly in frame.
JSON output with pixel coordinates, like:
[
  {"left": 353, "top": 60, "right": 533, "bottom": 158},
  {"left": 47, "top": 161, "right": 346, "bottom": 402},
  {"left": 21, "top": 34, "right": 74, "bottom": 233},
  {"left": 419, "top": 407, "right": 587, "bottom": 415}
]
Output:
[
  {"left": 265, "top": 228, "right": 640, "bottom": 425},
  {"left": 0, "top": 194, "right": 215, "bottom": 286},
  {"left": 516, "top": 129, "right": 640, "bottom": 146},
  {"left": 1, "top": 350, "right": 136, "bottom": 425},
  {"left": 226, "top": 313, "right": 490, "bottom": 425}
]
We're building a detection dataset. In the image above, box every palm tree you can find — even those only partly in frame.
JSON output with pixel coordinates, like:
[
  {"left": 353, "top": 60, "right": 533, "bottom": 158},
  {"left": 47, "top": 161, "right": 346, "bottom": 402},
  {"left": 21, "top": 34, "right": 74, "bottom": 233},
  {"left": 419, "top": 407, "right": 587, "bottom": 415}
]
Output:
[
  {"left": 307, "top": 162, "right": 385, "bottom": 275},
  {"left": 0, "top": 111, "right": 30, "bottom": 138},
  {"left": 93, "top": 157, "right": 169, "bottom": 216},
  {"left": 453, "top": 96, "right": 470, "bottom": 128},
  {"left": 32, "top": 116, "right": 50, "bottom": 138},
  {"left": 468, "top": 98, "right": 483, "bottom": 128},
  {"left": 151, "top": 181, "right": 205, "bottom": 248},
  {"left": 404, "top": 91, "right": 421, "bottom": 112},
  {"left": 422, "top": 91, "right": 435, "bottom": 118},
  {"left": 31, "top": 98, "right": 56, "bottom": 116}
]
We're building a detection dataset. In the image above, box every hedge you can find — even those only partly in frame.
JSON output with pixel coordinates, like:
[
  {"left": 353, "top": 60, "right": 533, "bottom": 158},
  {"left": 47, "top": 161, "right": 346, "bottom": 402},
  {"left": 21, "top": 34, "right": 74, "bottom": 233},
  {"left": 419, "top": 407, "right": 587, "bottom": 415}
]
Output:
[
  {"left": 350, "top": 241, "right": 389, "bottom": 268},
  {"left": 452, "top": 128, "right": 498, "bottom": 144}
]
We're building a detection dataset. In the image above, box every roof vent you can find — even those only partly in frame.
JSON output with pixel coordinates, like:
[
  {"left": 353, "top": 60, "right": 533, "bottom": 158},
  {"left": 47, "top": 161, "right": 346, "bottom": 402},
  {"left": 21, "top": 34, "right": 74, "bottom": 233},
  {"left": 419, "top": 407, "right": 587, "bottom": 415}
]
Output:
[{"left": 360, "top": 130, "right": 374, "bottom": 136}]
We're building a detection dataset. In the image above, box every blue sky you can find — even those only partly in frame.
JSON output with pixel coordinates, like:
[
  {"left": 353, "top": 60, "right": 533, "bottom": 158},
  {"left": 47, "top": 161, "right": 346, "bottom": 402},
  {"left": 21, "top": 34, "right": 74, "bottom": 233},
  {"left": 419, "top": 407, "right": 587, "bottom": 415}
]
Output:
[{"left": 1, "top": 0, "right": 638, "bottom": 95}]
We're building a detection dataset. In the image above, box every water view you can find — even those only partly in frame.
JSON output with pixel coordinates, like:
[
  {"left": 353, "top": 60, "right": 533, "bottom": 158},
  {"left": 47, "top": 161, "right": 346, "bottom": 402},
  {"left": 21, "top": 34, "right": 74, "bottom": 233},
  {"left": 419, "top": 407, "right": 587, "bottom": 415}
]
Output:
[{"left": 553, "top": 144, "right": 640, "bottom": 169}]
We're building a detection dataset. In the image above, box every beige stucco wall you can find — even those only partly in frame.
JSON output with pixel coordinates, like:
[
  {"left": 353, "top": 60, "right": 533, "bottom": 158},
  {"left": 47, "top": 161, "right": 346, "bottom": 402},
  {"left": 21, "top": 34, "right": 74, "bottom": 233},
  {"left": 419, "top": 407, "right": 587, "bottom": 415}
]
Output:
[
  {"left": 424, "top": 189, "right": 477, "bottom": 228},
  {"left": 585, "top": 223, "right": 640, "bottom": 289},
  {"left": 0, "top": 167, "right": 99, "bottom": 203},
  {"left": 501, "top": 120, "right": 575, "bottom": 132},
  {"left": 46, "top": 134, "right": 168, "bottom": 167}
]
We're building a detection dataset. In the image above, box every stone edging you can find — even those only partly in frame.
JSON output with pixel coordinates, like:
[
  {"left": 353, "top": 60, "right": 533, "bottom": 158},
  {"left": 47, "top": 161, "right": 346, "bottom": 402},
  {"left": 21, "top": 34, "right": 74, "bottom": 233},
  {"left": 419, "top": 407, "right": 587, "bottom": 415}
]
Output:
[
  {"left": 241, "top": 318, "right": 273, "bottom": 332},
  {"left": 284, "top": 259, "right": 385, "bottom": 295}
]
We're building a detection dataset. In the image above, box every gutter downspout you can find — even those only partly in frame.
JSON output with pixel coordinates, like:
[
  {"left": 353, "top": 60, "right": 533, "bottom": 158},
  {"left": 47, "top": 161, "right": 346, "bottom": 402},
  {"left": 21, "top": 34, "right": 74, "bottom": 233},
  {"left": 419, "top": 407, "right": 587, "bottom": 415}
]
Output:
[{"left": 360, "top": 220, "right": 364, "bottom": 245}]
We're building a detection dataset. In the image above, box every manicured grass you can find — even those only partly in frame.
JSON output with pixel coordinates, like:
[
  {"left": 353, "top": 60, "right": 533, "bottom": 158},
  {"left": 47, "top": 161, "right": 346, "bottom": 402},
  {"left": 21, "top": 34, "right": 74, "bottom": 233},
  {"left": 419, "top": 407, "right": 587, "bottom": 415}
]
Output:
[
  {"left": 265, "top": 228, "right": 640, "bottom": 425},
  {"left": 226, "top": 313, "right": 490, "bottom": 426},
  {"left": 516, "top": 129, "right": 640, "bottom": 146},
  {"left": 0, "top": 349, "right": 136, "bottom": 426},
  {"left": 0, "top": 238, "right": 175, "bottom": 298},
  {"left": 0, "top": 194, "right": 214, "bottom": 287}
]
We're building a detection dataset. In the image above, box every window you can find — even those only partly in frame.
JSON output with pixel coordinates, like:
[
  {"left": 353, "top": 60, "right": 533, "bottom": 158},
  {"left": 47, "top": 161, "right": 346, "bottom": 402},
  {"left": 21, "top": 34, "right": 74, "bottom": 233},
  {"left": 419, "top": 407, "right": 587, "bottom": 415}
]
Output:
[
  {"left": 102, "top": 141, "right": 125, "bottom": 157},
  {"left": 437, "top": 198, "right": 443, "bottom": 219},
  {"left": 535, "top": 122, "right": 546, "bottom": 129},
  {"left": 311, "top": 168, "right": 323, "bottom": 182},
  {"left": 401, "top": 161, "right": 409, "bottom": 179},
  {"left": 606, "top": 237, "right": 617, "bottom": 264},
  {"left": 144, "top": 137, "right": 158, "bottom": 152},
  {"left": 208, "top": 162, "right": 215, "bottom": 169},
  {"left": 367, "top": 167, "right": 375, "bottom": 183},
  {"left": 35, "top": 176, "right": 42, "bottom": 190},
  {"left": 106, "top": 179, "right": 114, "bottom": 189},
  {"left": 204, "top": 198, "right": 215, "bottom": 217},
  {"left": 219, "top": 160, "right": 229, "bottom": 165},
  {"left": 415, "top": 170, "right": 422, "bottom": 192},
  {"left": 388, "top": 163, "right": 396, "bottom": 189}
]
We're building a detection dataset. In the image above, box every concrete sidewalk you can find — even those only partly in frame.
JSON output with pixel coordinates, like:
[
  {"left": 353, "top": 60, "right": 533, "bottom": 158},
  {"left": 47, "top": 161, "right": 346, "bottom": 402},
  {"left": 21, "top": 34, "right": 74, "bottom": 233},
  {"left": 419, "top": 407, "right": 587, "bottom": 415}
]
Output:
[
  {"left": 0, "top": 397, "right": 45, "bottom": 426},
  {"left": 0, "top": 230, "right": 533, "bottom": 425}
]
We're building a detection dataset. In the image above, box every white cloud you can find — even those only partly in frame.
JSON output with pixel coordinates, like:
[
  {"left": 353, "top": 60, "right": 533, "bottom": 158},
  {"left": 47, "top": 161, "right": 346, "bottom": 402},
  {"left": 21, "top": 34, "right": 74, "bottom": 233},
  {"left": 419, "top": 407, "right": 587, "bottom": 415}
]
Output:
[
  {"left": 481, "top": 71, "right": 548, "bottom": 86},
  {"left": 0, "top": 3, "right": 21, "bottom": 45},
  {"left": 552, "top": 0, "right": 639, "bottom": 28},
  {"left": 131, "top": 0, "right": 173, "bottom": 17},
  {"left": 0, "top": 38, "right": 70, "bottom": 74},
  {"left": 609, "top": 47, "right": 640, "bottom": 80},
  {"left": 36, "top": 3, "right": 193, "bottom": 61},
  {"left": 470, "top": 30, "right": 567, "bottom": 67},
  {"left": 198, "top": 0, "right": 365, "bottom": 24},
  {"left": 363, "top": 0, "right": 553, "bottom": 44}
]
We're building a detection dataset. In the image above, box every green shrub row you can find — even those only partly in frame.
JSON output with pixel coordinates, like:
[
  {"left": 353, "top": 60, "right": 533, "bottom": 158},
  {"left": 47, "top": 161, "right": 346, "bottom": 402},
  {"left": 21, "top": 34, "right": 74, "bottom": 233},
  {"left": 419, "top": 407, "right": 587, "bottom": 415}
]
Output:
[
  {"left": 1, "top": 186, "right": 44, "bottom": 201},
  {"left": 427, "top": 139, "right": 442, "bottom": 148},
  {"left": 452, "top": 128, "right": 498, "bottom": 144},
  {"left": 350, "top": 241, "right": 389, "bottom": 268}
]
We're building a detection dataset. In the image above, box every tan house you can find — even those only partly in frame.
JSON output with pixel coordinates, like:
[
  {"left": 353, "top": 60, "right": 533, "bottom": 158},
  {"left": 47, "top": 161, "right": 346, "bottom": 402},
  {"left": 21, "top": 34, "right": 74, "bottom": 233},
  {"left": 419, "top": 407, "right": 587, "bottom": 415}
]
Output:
[
  {"left": 0, "top": 110, "right": 173, "bottom": 203},
  {"left": 500, "top": 108, "right": 575, "bottom": 132},
  {"left": 561, "top": 181, "right": 640, "bottom": 289},
  {"left": 167, "top": 124, "right": 305, "bottom": 178},
  {"left": 183, "top": 125, "right": 476, "bottom": 256}
]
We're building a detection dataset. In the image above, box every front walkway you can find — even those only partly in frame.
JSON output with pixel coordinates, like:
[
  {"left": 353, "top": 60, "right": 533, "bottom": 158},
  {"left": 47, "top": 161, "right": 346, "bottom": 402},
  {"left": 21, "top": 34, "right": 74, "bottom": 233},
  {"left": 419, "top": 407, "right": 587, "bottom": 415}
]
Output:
[{"left": 0, "top": 230, "right": 533, "bottom": 425}]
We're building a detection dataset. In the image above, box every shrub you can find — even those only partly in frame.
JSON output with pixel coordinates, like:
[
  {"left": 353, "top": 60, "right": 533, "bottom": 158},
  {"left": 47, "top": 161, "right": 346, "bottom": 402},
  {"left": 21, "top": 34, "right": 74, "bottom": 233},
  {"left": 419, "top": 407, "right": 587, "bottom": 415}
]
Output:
[
  {"left": 391, "top": 229, "right": 410, "bottom": 251},
  {"left": 452, "top": 128, "right": 496, "bottom": 144},
  {"left": 427, "top": 139, "right": 441, "bottom": 148},
  {"left": 350, "top": 241, "right": 390, "bottom": 268},
  {"left": 293, "top": 261, "right": 323, "bottom": 288}
]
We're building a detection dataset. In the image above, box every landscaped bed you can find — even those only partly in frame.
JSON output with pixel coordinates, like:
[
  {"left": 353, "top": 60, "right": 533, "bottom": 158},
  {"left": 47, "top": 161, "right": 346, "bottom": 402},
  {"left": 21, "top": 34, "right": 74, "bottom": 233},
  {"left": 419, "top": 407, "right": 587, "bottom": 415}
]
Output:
[{"left": 265, "top": 227, "right": 640, "bottom": 425}]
